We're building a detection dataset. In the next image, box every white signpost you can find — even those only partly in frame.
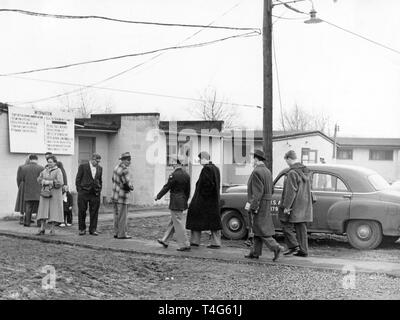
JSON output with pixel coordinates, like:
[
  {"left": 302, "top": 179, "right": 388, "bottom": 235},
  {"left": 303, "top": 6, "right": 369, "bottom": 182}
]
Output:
[{"left": 8, "top": 106, "right": 74, "bottom": 155}]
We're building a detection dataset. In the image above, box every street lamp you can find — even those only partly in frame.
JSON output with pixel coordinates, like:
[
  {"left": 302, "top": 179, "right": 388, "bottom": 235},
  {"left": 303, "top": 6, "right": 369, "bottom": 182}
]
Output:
[{"left": 304, "top": 7, "right": 323, "bottom": 24}]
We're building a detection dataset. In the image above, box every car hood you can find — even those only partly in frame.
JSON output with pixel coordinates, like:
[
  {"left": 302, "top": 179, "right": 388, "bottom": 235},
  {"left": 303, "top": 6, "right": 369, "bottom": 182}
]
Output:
[{"left": 225, "top": 185, "right": 247, "bottom": 193}]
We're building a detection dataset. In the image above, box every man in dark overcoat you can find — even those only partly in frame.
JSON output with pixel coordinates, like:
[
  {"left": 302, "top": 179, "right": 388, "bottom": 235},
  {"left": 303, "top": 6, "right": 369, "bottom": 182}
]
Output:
[
  {"left": 15, "top": 157, "right": 30, "bottom": 224},
  {"left": 21, "top": 154, "right": 44, "bottom": 227},
  {"left": 75, "top": 153, "right": 103, "bottom": 236},
  {"left": 186, "top": 151, "right": 222, "bottom": 248},
  {"left": 279, "top": 150, "right": 313, "bottom": 257},
  {"left": 155, "top": 157, "right": 191, "bottom": 251},
  {"left": 245, "top": 150, "right": 284, "bottom": 261}
]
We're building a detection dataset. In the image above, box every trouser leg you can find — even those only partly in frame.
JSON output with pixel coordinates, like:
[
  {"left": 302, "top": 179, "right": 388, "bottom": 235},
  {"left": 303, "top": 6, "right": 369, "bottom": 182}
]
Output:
[
  {"left": 88, "top": 195, "right": 100, "bottom": 233},
  {"left": 190, "top": 230, "right": 201, "bottom": 245},
  {"left": 24, "top": 201, "right": 33, "bottom": 226},
  {"left": 252, "top": 236, "right": 263, "bottom": 256},
  {"left": 116, "top": 203, "right": 128, "bottom": 238},
  {"left": 170, "top": 210, "right": 189, "bottom": 247},
  {"left": 78, "top": 193, "right": 88, "bottom": 231},
  {"left": 282, "top": 221, "right": 299, "bottom": 249},
  {"left": 66, "top": 210, "right": 72, "bottom": 224},
  {"left": 295, "top": 222, "right": 308, "bottom": 254},
  {"left": 161, "top": 218, "right": 175, "bottom": 244},
  {"left": 261, "top": 236, "right": 281, "bottom": 252},
  {"left": 113, "top": 202, "right": 119, "bottom": 236},
  {"left": 210, "top": 230, "right": 221, "bottom": 246}
]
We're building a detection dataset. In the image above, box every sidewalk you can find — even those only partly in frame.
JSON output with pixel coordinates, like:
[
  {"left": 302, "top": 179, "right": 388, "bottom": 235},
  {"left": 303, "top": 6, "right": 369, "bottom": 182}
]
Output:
[{"left": 1, "top": 210, "right": 400, "bottom": 278}]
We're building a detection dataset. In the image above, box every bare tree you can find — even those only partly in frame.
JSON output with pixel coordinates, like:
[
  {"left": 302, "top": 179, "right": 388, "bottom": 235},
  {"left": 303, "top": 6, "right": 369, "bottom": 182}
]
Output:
[
  {"left": 279, "top": 104, "right": 331, "bottom": 135},
  {"left": 58, "top": 90, "right": 114, "bottom": 118},
  {"left": 192, "top": 87, "right": 239, "bottom": 129}
]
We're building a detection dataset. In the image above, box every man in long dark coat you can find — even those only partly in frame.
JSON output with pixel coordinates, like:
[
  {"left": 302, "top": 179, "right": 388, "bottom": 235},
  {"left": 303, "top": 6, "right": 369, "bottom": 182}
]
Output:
[
  {"left": 21, "top": 154, "right": 44, "bottom": 227},
  {"left": 15, "top": 157, "right": 30, "bottom": 224},
  {"left": 279, "top": 150, "right": 313, "bottom": 257},
  {"left": 245, "top": 150, "right": 283, "bottom": 261},
  {"left": 186, "top": 151, "right": 222, "bottom": 248},
  {"left": 155, "top": 157, "right": 191, "bottom": 251}
]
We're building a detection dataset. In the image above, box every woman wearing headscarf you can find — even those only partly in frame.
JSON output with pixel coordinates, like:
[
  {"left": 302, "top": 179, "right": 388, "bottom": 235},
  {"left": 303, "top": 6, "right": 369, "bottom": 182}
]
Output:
[{"left": 36, "top": 155, "right": 64, "bottom": 235}]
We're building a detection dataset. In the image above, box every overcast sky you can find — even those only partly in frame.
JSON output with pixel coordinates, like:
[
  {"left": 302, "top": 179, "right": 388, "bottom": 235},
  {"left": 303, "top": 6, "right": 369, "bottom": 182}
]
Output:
[{"left": 1, "top": 0, "right": 399, "bottom": 137}]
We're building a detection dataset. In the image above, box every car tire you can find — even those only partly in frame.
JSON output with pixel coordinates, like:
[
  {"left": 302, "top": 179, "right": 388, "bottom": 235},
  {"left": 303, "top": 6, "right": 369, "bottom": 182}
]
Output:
[
  {"left": 346, "top": 220, "right": 382, "bottom": 250},
  {"left": 221, "top": 210, "right": 247, "bottom": 240}
]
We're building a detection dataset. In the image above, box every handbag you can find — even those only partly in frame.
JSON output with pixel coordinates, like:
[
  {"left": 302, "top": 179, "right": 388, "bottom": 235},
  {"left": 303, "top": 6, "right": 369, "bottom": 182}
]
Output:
[{"left": 40, "top": 187, "right": 52, "bottom": 198}]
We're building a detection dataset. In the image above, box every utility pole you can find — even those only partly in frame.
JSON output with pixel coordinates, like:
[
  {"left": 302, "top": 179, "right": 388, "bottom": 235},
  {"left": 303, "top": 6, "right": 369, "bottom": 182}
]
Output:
[
  {"left": 263, "top": 0, "right": 273, "bottom": 172},
  {"left": 333, "top": 123, "right": 339, "bottom": 159}
]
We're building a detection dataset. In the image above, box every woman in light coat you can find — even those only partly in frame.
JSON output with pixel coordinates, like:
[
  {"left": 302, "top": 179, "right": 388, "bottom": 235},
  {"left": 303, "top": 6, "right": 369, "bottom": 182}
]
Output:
[{"left": 37, "top": 155, "right": 64, "bottom": 235}]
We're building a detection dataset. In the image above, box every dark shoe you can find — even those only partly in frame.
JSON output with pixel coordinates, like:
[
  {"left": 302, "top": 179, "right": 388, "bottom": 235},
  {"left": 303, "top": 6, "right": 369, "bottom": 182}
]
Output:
[
  {"left": 273, "top": 246, "right": 284, "bottom": 262},
  {"left": 177, "top": 247, "right": 191, "bottom": 252},
  {"left": 244, "top": 253, "right": 259, "bottom": 259},
  {"left": 36, "top": 230, "right": 45, "bottom": 236},
  {"left": 89, "top": 231, "right": 99, "bottom": 236},
  {"left": 79, "top": 230, "right": 86, "bottom": 236},
  {"left": 190, "top": 243, "right": 199, "bottom": 247},
  {"left": 114, "top": 235, "right": 118, "bottom": 239},
  {"left": 207, "top": 245, "right": 221, "bottom": 249},
  {"left": 117, "top": 235, "right": 132, "bottom": 239},
  {"left": 283, "top": 247, "right": 299, "bottom": 256},
  {"left": 23, "top": 224, "right": 30, "bottom": 227},
  {"left": 294, "top": 251, "right": 308, "bottom": 257},
  {"left": 157, "top": 239, "right": 168, "bottom": 248}
]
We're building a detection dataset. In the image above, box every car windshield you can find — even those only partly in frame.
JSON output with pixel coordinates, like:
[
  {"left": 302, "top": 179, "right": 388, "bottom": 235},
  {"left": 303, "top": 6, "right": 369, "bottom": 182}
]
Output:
[{"left": 368, "top": 174, "right": 390, "bottom": 191}]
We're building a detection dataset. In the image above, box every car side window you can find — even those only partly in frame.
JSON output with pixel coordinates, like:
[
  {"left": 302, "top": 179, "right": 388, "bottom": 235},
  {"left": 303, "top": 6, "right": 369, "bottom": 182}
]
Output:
[
  {"left": 312, "top": 173, "right": 349, "bottom": 192},
  {"left": 274, "top": 175, "right": 285, "bottom": 189}
]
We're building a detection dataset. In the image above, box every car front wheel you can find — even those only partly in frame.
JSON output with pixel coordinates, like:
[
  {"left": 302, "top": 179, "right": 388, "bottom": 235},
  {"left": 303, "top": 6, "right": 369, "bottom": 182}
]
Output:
[
  {"left": 221, "top": 210, "right": 247, "bottom": 240},
  {"left": 346, "top": 220, "right": 382, "bottom": 250}
]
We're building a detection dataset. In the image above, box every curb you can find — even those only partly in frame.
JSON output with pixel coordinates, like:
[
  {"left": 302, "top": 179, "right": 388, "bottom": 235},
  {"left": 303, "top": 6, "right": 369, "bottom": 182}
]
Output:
[{"left": 1, "top": 230, "right": 399, "bottom": 278}]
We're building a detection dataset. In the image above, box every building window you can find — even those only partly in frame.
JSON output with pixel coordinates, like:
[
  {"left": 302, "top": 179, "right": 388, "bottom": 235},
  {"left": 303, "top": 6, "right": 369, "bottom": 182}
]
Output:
[
  {"left": 232, "top": 138, "right": 252, "bottom": 164},
  {"left": 301, "top": 148, "right": 318, "bottom": 164},
  {"left": 369, "top": 149, "right": 393, "bottom": 161},
  {"left": 337, "top": 149, "right": 353, "bottom": 160},
  {"left": 166, "top": 138, "right": 191, "bottom": 166},
  {"left": 78, "top": 137, "right": 96, "bottom": 164}
]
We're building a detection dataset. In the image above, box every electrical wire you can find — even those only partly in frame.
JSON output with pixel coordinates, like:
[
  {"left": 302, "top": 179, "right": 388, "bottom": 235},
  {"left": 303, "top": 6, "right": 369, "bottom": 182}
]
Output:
[
  {"left": 322, "top": 19, "right": 400, "bottom": 56},
  {"left": 7, "top": 2, "right": 253, "bottom": 108},
  {"left": 0, "top": 31, "right": 260, "bottom": 77},
  {"left": 272, "top": 33, "right": 286, "bottom": 132},
  {"left": 0, "top": 8, "right": 259, "bottom": 32},
  {"left": 7, "top": 76, "right": 261, "bottom": 109}
]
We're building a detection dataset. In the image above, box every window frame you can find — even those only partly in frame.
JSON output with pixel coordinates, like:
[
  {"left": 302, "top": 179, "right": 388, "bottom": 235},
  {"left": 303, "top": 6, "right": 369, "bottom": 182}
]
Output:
[
  {"left": 369, "top": 149, "right": 394, "bottom": 161},
  {"left": 337, "top": 148, "right": 353, "bottom": 160}
]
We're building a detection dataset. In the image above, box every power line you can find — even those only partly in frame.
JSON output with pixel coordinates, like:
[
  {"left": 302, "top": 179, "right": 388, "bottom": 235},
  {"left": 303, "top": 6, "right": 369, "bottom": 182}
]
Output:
[
  {"left": 7, "top": 76, "right": 261, "bottom": 109},
  {"left": 0, "top": 31, "right": 260, "bottom": 77},
  {"left": 0, "top": 8, "right": 259, "bottom": 32},
  {"left": 6, "top": 2, "right": 249, "bottom": 107},
  {"left": 272, "top": 33, "right": 286, "bottom": 132},
  {"left": 322, "top": 19, "right": 400, "bottom": 56}
]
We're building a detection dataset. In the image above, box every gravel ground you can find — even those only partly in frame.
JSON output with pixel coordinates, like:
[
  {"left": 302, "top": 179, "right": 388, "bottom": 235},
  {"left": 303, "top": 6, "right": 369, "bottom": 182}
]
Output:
[
  {"left": 1, "top": 236, "right": 400, "bottom": 300},
  {"left": 98, "top": 215, "right": 400, "bottom": 263}
]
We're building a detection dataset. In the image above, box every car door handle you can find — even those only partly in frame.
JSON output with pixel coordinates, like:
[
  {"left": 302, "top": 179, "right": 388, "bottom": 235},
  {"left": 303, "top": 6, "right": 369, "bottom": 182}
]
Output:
[{"left": 343, "top": 194, "right": 352, "bottom": 199}]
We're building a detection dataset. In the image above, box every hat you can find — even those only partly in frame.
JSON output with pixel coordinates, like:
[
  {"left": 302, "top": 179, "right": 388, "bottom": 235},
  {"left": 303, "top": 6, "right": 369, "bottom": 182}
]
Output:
[
  {"left": 251, "top": 149, "right": 266, "bottom": 161},
  {"left": 119, "top": 152, "right": 132, "bottom": 160},
  {"left": 198, "top": 151, "right": 210, "bottom": 160},
  {"left": 284, "top": 150, "right": 297, "bottom": 160}
]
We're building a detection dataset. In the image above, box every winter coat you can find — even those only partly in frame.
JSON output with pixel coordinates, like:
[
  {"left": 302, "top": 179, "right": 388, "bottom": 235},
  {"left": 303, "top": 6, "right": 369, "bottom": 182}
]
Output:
[
  {"left": 280, "top": 162, "right": 313, "bottom": 223},
  {"left": 247, "top": 162, "right": 275, "bottom": 237},
  {"left": 186, "top": 162, "right": 222, "bottom": 231},
  {"left": 21, "top": 162, "right": 44, "bottom": 201},
  {"left": 14, "top": 164, "right": 26, "bottom": 213},
  {"left": 36, "top": 166, "right": 64, "bottom": 223},
  {"left": 156, "top": 167, "right": 190, "bottom": 211}
]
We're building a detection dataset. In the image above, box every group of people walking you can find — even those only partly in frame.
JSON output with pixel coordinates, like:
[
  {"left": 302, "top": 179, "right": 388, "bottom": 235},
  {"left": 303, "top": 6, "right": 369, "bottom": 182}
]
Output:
[
  {"left": 15, "top": 147, "right": 313, "bottom": 260},
  {"left": 155, "top": 149, "right": 313, "bottom": 261}
]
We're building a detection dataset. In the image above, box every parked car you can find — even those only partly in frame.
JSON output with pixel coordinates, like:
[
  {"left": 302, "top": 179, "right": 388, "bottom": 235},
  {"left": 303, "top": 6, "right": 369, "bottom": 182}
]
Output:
[{"left": 220, "top": 164, "right": 400, "bottom": 250}]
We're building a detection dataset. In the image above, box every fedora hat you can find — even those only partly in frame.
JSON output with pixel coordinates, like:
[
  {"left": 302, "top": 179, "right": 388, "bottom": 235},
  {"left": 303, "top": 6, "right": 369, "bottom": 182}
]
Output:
[
  {"left": 251, "top": 149, "right": 266, "bottom": 161},
  {"left": 119, "top": 152, "right": 132, "bottom": 160}
]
